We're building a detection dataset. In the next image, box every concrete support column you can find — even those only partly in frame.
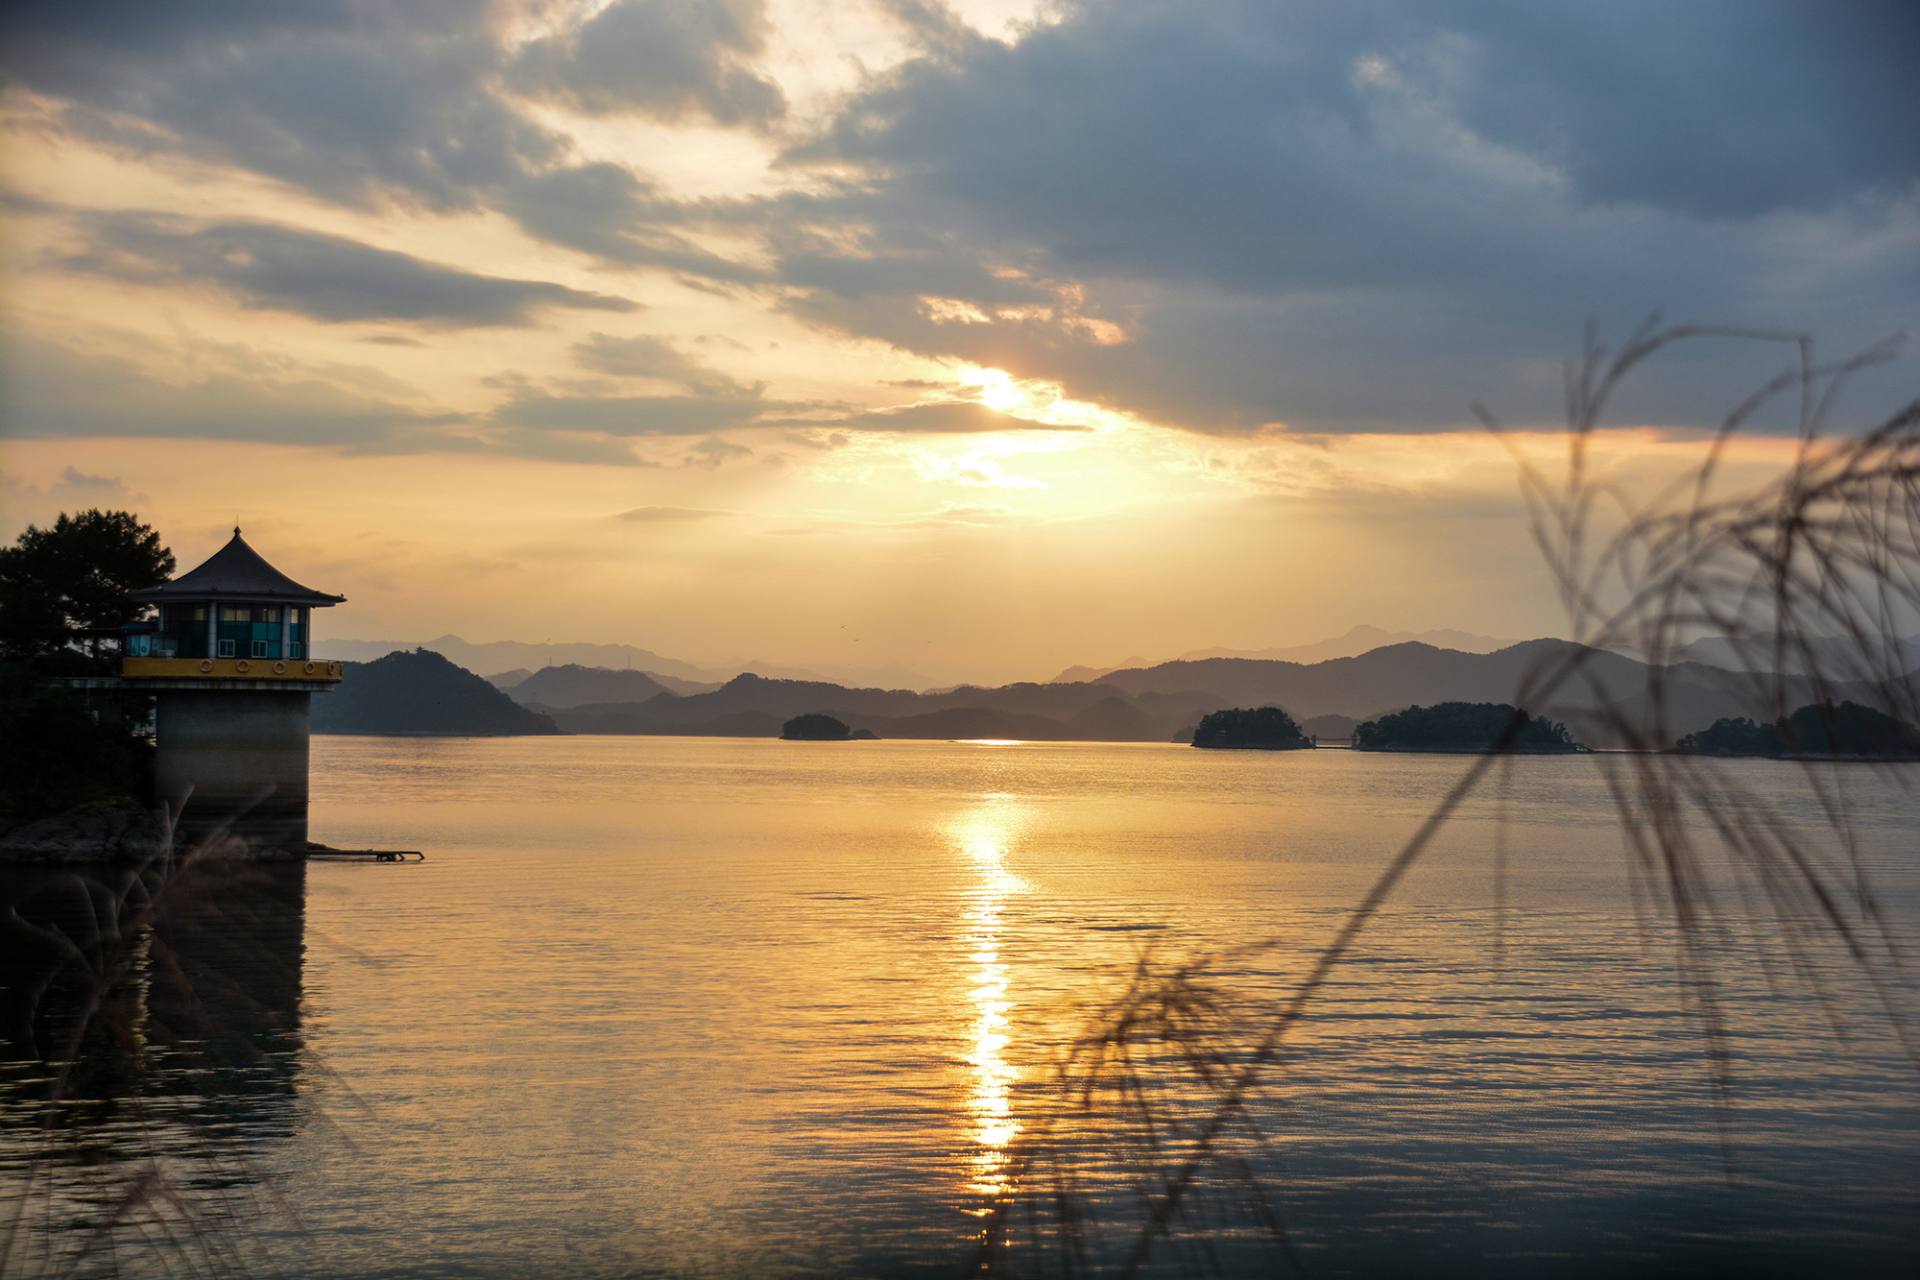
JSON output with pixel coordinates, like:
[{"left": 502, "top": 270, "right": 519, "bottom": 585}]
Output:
[
  {"left": 155, "top": 689, "right": 314, "bottom": 847},
  {"left": 206, "top": 605, "right": 218, "bottom": 658}
]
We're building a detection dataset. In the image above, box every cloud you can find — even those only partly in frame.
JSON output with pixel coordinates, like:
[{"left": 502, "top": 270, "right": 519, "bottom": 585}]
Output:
[
  {"left": 777, "top": 0, "right": 1920, "bottom": 434},
  {"left": 614, "top": 506, "right": 734, "bottom": 522},
  {"left": 832, "top": 400, "right": 1088, "bottom": 434},
  {"left": 509, "top": 0, "right": 785, "bottom": 129},
  {"left": 58, "top": 213, "right": 638, "bottom": 327},
  {"left": 490, "top": 389, "right": 772, "bottom": 436},
  {"left": 0, "top": 465, "right": 151, "bottom": 535},
  {"left": 573, "top": 333, "right": 764, "bottom": 397},
  {"left": 683, "top": 437, "right": 753, "bottom": 468},
  {"left": 1, "top": 6, "right": 762, "bottom": 280},
  {"left": 0, "top": 335, "right": 463, "bottom": 448}
]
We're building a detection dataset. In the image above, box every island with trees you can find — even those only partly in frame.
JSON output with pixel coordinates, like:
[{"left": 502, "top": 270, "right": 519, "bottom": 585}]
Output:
[
  {"left": 1675, "top": 701, "right": 1919, "bottom": 759},
  {"left": 780, "top": 713, "right": 876, "bottom": 741},
  {"left": 1353, "top": 702, "right": 1586, "bottom": 753},
  {"left": 1190, "top": 705, "right": 1314, "bottom": 750}
]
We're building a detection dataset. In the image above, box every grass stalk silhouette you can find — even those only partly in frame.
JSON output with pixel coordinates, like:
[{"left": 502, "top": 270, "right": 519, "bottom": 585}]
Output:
[{"left": 979, "top": 321, "right": 1920, "bottom": 1276}]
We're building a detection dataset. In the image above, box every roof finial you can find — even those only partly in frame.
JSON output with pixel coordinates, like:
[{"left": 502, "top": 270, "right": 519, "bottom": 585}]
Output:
[{"left": 234, "top": 523, "right": 242, "bottom": 537}]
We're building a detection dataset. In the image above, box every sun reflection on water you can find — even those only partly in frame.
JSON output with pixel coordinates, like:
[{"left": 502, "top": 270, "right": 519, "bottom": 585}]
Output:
[{"left": 951, "top": 794, "right": 1030, "bottom": 1206}]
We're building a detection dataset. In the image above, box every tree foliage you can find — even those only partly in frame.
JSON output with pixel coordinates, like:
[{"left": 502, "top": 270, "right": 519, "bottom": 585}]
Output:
[
  {"left": 1353, "top": 701, "right": 1584, "bottom": 752},
  {"left": 1190, "top": 705, "right": 1311, "bottom": 749},
  {"left": 0, "top": 666, "right": 153, "bottom": 821},
  {"left": 0, "top": 510, "right": 174, "bottom": 661}
]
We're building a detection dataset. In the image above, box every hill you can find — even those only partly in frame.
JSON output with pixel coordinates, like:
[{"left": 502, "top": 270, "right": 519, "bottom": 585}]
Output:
[
  {"left": 505, "top": 664, "right": 674, "bottom": 709},
  {"left": 313, "top": 650, "right": 561, "bottom": 736}
]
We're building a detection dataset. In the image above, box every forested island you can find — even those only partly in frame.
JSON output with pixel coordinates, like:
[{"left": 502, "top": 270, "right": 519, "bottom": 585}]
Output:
[
  {"left": 1675, "top": 701, "right": 1920, "bottom": 759},
  {"left": 1190, "top": 706, "right": 1314, "bottom": 750},
  {"left": 1353, "top": 702, "right": 1586, "bottom": 753},
  {"left": 780, "top": 713, "right": 875, "bottom": 741}
]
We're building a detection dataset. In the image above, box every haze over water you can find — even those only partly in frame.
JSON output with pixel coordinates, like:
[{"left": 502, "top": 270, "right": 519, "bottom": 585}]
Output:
[{"left": 8, "top": 736, "right": 1920, "bottom": 1276}]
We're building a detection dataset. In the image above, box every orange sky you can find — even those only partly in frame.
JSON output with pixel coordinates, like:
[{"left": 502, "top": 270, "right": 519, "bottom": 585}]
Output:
[{"left": 2, "top": 0, "right": 1912, "bottom": 685}]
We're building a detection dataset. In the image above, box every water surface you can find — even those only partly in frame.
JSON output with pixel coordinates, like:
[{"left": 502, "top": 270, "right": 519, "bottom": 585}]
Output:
[{"left": 5, "top": 736, "right": 1918, "bottom": 1276}]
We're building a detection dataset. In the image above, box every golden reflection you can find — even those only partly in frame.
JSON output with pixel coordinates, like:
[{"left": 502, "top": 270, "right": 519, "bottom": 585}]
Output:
[{"left": 950, "top": 793, "right": 1030, "bottom": 1206}]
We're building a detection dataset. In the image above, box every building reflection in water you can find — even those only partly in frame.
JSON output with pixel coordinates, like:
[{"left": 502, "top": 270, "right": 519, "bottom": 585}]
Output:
[
  {"left": 949, "top": 793, "right": 1030, "bottom": 1207},
  {"left": 0, "top": 858, "right": 308, "bottom": 1273}
]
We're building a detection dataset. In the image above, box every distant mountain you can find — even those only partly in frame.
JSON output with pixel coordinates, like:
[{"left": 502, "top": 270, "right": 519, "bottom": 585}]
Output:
[
  {"left": 318, "top": 634, "right": 730, "bottom": 681},
  {"left": 506, "top": 664, "right": 675, "bottom": 709},
  {"left": 1049, "top": 657, "right": 1153, "bottom": 684},
  {"left": 1668, "top": 633, "right": 1920, "bottom": 677},
  {"left": 1175, "top": 625, "right": 1518, "bottom": 665},
  {"left": 488, "top": 668, "right": 535, "bottom": 690},
  {"left": 1046, "top": 626, "right": 1516, "bottom": 683},
  {"left": 1300, "top": 713, "right": 1360, "bottom": 740},
  {"left": 311, "top": 638, "right": 1917, "bottom": 747},
  {"left": 314, "top": 649, "right": 561, "bottom": 736}
]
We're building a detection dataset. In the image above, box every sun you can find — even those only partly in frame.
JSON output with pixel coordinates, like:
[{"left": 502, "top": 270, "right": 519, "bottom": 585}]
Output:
[{"left": 974, "top": 368, "right": 1022, "bottom": 412}]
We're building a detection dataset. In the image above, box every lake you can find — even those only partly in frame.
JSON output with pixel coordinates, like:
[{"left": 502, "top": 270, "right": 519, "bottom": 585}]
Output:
[{"left": 4, "top": 736, "right": 1918, "bottom": 1277}]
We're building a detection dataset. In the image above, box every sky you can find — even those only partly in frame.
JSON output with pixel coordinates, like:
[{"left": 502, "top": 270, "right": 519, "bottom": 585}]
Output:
[{"left": 1, "top": 0, "right": 1916, "bottom": 686}]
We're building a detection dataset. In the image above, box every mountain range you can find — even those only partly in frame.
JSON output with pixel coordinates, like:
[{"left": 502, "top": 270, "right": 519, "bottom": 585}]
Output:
[
  {"left": 314, "top": 633, "right": 942, "bottom": 691},
  {"left": 1048, "top": 625, "right": 1517, "bottom": 682},
  {"left": 308, "top": 628, "right": 1920, "bottom": 747}
]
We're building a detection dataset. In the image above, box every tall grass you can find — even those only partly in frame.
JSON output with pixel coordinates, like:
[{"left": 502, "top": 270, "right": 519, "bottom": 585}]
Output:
[
  {"left": 0, "top": 813, "right": 309, "bottom": 1279},
  {"left": 979, "top": 322, "right": 1920, "bottom": 1276}
]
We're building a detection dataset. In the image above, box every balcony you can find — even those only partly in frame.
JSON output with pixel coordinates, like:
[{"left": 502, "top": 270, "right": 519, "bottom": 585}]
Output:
[{"left": 121, "top": 656, "right": 344, "bottom": 684}]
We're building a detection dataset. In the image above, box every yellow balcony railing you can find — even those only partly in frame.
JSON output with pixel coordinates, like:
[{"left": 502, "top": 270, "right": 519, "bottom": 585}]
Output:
[{"left": 121, "top": 656, "right": 345, "bottom": 683}]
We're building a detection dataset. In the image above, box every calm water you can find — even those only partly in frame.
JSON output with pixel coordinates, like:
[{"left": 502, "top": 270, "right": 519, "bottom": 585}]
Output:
[{"left": 4, "top": 736, "right": 1919, "bottom": 1277}]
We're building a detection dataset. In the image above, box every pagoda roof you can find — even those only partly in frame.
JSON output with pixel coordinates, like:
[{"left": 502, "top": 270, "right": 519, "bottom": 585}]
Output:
[{"left": 131, "top": 528, "right": 346, "bottom": 607}]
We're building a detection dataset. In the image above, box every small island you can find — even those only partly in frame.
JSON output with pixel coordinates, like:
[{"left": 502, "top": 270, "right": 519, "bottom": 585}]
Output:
[
  {"left": 780, "top": 712, "right": 875, "bottom": 741},
  {"left": 1191, "top": 706, "right": 1314, "bottom": 750},
  {"left": 1353, "top": 702, "right": 1586, "bottom": 753},
  {"left": 1676, "top": 701, "right": 1919, "bottom": 759}
]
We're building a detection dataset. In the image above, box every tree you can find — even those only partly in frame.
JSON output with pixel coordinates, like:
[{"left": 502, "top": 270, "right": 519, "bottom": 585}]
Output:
[{"left": 0, "top": 510, "right": 174, "bottom": 661}]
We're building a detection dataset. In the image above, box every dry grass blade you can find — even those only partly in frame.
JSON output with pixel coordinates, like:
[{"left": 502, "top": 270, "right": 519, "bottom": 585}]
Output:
[{"left": 978, "top": 324, "right": 1920, "bottom": 1278}]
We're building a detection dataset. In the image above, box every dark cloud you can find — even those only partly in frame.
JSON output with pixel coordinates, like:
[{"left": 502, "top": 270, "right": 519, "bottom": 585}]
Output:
[
  {"left": 59, "top": 214, "right": 637, "bottom": 326},
  {"left": 510, "top": 0, "right": 785, "bottom": 128},
  {"left": 0, "top": 336, "right": 462, "bottom": 448},
  {"left": 780, "top": 0, "right": 1920, "bottom": 433},
  {"left": 2, "top": 3, "right": 763, "bottom": 279},
  {"left": 491, "top": 390, "right": 770, "bottom": 436}
]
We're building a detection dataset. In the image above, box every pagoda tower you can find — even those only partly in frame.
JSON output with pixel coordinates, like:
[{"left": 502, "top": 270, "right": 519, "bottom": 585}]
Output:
[{"left": 121, "top": 528, "right": 346, "bottom": 847}]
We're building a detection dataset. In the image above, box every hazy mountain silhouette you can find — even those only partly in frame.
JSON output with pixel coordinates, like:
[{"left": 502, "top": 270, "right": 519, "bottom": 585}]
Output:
[
  {"left": 505, "top": 664, "right": 674, "bottom": 709},
  {"left": 313, "top": 650, "right": 560, "bottom": 736},
  {"left": 318, "top": 633, "right": 940, "bottom": 691},
  {"left": 316, "top": 641, "right": 1916, "bottom": 747},
  {"left": 1047, "top": 625, "right": 1516, "bottom": 682}
]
